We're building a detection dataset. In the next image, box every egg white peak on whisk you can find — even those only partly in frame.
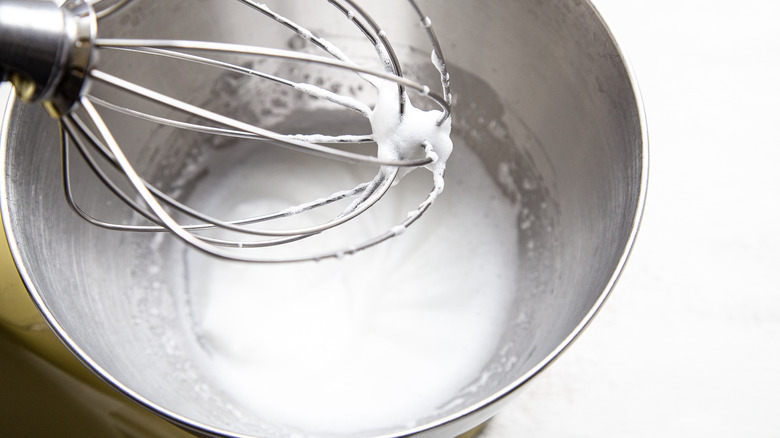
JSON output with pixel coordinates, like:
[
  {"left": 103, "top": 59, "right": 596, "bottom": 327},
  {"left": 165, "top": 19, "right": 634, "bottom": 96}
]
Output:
[{"left": 370, "top": 80, "right": 453, "bottom": 193}]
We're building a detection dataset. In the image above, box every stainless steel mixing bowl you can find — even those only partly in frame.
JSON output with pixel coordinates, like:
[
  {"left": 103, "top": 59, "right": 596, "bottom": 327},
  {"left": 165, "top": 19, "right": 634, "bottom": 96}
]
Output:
[{"left": 1, "top": 0, "right": 647, "bottom": 437}]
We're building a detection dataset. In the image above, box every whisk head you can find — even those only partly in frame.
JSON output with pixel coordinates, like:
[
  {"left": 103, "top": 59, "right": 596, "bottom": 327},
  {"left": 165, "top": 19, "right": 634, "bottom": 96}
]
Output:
[{"left": 0, "top": 0, "right": 452, "bottom": 262}]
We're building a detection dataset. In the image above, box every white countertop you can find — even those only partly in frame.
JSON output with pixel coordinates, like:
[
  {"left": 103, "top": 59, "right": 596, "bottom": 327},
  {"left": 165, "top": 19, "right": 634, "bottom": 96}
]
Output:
[{"left": 484, "top": 1, "right": 780, "bottom": 436}]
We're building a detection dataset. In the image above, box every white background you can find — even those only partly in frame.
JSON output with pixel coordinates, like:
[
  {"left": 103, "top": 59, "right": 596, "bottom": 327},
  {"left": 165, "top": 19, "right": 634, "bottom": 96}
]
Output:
[{"left": 485, "top": 1, "right": 780, "bottom": 436}]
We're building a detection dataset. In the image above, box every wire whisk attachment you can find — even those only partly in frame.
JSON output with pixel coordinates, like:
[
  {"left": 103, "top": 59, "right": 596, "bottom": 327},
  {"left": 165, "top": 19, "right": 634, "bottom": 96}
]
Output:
[{"left": 0, "top": 0, "right": 453, "bottom": 262}]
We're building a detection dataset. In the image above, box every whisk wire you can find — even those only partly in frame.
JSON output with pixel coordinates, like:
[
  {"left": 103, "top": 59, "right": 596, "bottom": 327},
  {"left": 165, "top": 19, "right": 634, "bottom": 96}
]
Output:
[
  {"left": 76, "top": 98, "right": 337, "bottom": 256},
  {"left": 63, "top": 108, "right": 396, "bottom": 240},
  {"left": 87, "top": 0, "right": 135, "bottom": 19},
  {"left": 89, "top": 68, "right": 434, "bottom": 168},
  {"left": 94, "top": 39, "right": 450, "bottom": 119},
  {"left": 327, "top": 0, "right": 408, "bottom": 113},
  {"left": 90, "top": 96, "right": 375, "bottom": 144}
]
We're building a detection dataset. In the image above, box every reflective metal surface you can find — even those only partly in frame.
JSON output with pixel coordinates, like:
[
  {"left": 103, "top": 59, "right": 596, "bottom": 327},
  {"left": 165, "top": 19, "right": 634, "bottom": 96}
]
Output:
[
  {"left": 1, "top": 0, "right": 646, "bottom": 437},
  {"left": 0, "top": 0, "right": 95, "bottom": 114}
]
